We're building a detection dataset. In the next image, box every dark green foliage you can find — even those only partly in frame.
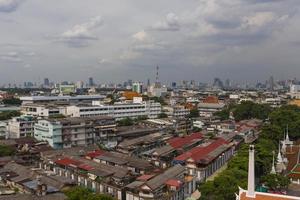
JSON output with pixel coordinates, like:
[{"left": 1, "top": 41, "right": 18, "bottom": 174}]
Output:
[
  {"left": 49, "top": 114, "right": 66, "bottom": 119},
  {"left": 261, "top": 174, "right": 290, "bottom": 191},
  {"left": 149, "top": 97, "right": 167, "bottom": 105},
  {"left": 2, "top": 98, "right": 22, "bottom": 105},
  {"left": 158, "top": 112, "right": 168, "bottom": 119},
  {"left": 0, "top": 145, "right": 15, "bottom": 156},
  {"left": 199, "top": 104, "right": 295, "bottom": 200},
  {"left": 233, "top": 101, "right": 272, "bottom": 121},
  {"left": 64, "top": 186, "right": 114, "bottom": 200},
  {"left": 117, "top": 117, "right": 134, "bottom": 126},
  {"left": 0, "top": 110, "right": 21, "bottom": 121},
  {"left": 214, "top": 101, "right": 272, "bottom": 121},
  {"left": 189, "top": 108, "right": 199, "bottom": 118}
]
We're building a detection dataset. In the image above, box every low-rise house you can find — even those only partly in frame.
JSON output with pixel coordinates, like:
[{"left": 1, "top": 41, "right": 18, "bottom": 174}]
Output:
[
  {"left": 125, "top": 165, "right": 196, "bottom": 200},
  {"left": 173, "top": 138, "right": 234, "bottom": 182}
]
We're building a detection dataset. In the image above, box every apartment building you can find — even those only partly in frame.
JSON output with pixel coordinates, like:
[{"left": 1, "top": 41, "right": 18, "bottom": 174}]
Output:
[
  {"left": 20, "top": 95, "right": 105, "bottom": 105},
  {"left": 7, "top": 116, "right": 35, "bottom": 139},
  {"left": 21, "top": 103, "right": 67, "bottom": 118},
  {"left": 34, "top": 116, "right": 116, "bottom": 149},
  {"left": 163, "top": 105, "right": 190, "bottom": 118},
  {"left": 66, "top": 100, "right": 161, "bottom": 120}
]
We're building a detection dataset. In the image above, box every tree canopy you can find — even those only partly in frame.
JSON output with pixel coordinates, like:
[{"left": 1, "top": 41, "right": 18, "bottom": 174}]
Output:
[
  {"left": 199, "top": 103, "right": 297, "bottom": 200},
  {"left": 0, "top": 110, "right": 21, "bottom": 121},
  {"left": 214, "top": 101, "right": 272, "bottom": 121},
  {"left": 64, "top": 186, "right": 114, "bottom": 200}
]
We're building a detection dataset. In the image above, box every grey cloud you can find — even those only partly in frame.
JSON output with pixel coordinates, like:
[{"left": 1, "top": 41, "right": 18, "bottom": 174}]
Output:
[
  {"left": 0, "top": 0, "right": 24, "bottom": 12},
  {"left": 58, "top": 16, "right": 103, "bottom": 47},
  {"left": 151, "top": 13, "right": 180, "bottom": 31}
]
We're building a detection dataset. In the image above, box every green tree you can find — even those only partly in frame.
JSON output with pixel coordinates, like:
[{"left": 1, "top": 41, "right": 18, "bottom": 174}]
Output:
[
  {"left": 2, "top": 98, "right": 22, "bottom": 105},
  {"left": 49, "top": 114, "right": 66, "bottom": 119},
  {"left": 0, "top": 145, "right": 15, "bottom": 156},
  {"left": 158, "top": 112, "right": 168, "bottom": 119},
  {"left": 117, "top": 117, "right": 134, "bottom": 126},
  {"left": 64, "top": 186, "right": 114, "bottom": 200},
  {"left": 189, "top": 108, "right": 199, "bottom": 118},
  {"left": 261, "top": 174, "right": 290, "bottom": 191},
  {"left": 0, "top": 110, "right": 21, "bottom": 121}
]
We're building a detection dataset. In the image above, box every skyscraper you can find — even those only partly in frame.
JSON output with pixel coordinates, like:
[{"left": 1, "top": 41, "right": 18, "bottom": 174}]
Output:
[
  {"left": 44, "top": 78, "right": 49, "bottom": 87},
  {"left": 88, "top": 77, "right": 94, "bottom": 87}
]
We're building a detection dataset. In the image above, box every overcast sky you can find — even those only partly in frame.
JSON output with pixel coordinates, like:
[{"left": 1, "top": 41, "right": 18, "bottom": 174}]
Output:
[{"left": 0, "top": 0, "right": 300, "bottom": 85}]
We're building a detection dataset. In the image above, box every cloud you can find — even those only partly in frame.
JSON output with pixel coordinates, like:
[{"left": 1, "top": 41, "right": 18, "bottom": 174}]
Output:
[
  {"left": 242, "top": 12, "right": 276, "bottom": 28},
  {"left": 0, "top": 50, "right": 36, "bottom": 63},
  {"left": 0, "top": 0, "right": 24, "bottom": 12},
  {"left": 0, "top": 51, "right": 22, "bottom": 62},
  {"left": 152, "top": 13, "right": 180, "bottom": 31},
  {"left": 132, "top": 30, "right": 148, "bottom": 41},
  {"left": 59, "top": 16, "right": 103, "bottom": 47}
]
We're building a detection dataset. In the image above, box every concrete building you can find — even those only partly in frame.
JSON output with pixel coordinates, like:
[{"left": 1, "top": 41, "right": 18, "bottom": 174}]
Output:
[
  {"left": 163, "top": 105, "right": 190, "bottom": 118},
  {"left": 34, "top": 116, "right": 116, "bottom": 149},
  {"left": 21, "top": 103, "right": 67, "bottom": 118},
  {"left": 132, "top": 82, "right": 143, "bottom": 94},
  {"left": 20, "top": 95, "right": 105, "bottom": 105},
  {"left": 7, "top": 116, "right": 35, "bottom": 139},
  {"left": 66, "top": 100, "right": 161, "bottom": 120},
  {"left": 0, "top": 121, "right": 7, "bottom": 138}
]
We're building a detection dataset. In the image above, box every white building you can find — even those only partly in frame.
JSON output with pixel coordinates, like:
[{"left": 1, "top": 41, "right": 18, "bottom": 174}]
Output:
[
  {"left": 20, "top": 95, "right": 105, "bottom": 104},
  {"left": 0, "top": 121, "right": 7, "bottom": 138},
  {"left": 290, "top": 84, "right": 300, "bottom": 99},
  {"left": 21, "top": 104, "right": 66, "bottom": 117},
  {"left": 7, "top": 116, "right": 35, "bottom": 139},
  {"left": 163, "top": 105, "right": 190, "bottom": 118},
  {"left": 66, "top": 101, "right": 161, "bottom": 120},
  {"left": 148, "top": 83, "right": 167, "bottom": 97}
]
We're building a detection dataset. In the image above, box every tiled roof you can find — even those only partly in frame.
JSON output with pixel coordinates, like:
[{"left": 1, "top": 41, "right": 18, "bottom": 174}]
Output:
[
  {"left": 86, "top": 150, "right": 106, "bottom": 159},
  {"left": 173, "top": 138, "right": 229, "bottom": 163},
  {"left": 168, "top": 133, "right": 203, "bottom": 149},
  {"left": 55, "top": 158, "right": 82, "bottom": 166},
  {"left": 165, "top": 179, "right": 182, "bottom": 187},
  {"left": 137, "top": 174, "right": 155, "bottom": 181},
  {"left": 239, "top": 191, "right": 298, "bottom": 200}
]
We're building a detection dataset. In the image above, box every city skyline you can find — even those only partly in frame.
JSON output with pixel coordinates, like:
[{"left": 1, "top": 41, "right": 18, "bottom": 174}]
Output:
[{"left": 1, "top": 0, "right": 300, "bottom": 84}]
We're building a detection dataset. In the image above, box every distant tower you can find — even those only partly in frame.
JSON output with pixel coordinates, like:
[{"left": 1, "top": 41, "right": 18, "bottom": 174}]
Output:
[
  {"left": 88, "top": 77, "right": 94, "bottom": 87},
  {"left": 269, "top": 76, "right": 274, "bottom": 91},
  {"left": 44, "top": 78, "right": 49, "bottom": 87}
]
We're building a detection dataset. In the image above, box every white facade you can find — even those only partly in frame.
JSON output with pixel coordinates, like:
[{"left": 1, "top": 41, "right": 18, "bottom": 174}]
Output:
[
  {"left": 0, "top": 121, "right": 7, "bottom": 138},
  {"left": 21, "top": 104, "right": 66, "bottom": 117},
  {"left": 66, "top": 101, "right": 161, "bottom": 120},
  {"left": 164, "top": 106, "right": 190, "bottom": 118},
  {"left": 7, "top": 116, "right": 34, "bottom": 139}
]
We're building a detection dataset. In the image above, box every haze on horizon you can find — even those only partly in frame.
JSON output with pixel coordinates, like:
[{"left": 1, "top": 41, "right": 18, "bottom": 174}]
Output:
[{"left": 0, "top": 0, "right": 300, "bottom": 85}]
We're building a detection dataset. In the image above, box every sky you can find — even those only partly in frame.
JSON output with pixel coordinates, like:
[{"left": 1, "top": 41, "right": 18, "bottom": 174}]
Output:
[{"left": 0, "top": 0, "right": 300, "bottom": 85}]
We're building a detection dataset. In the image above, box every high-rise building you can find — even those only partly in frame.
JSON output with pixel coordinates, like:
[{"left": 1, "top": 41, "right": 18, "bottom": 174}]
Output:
[
  {"left": 132, "top": 82, "right": 143, "bottom": 94},
  {"left": 44, "top": 78, "right": 50, "bottom": 87},
  {"left": 76, "top": 81, "right": 84, "bottom": 89},
  {"left": 88, "top": 77, "right": 94, "bottom": 87},
  {"left": 269, "top": 76, "right": 274, "bottom": 91},
  {"left": 213, "top": 78, "right": 224, "bottom": 89}
]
